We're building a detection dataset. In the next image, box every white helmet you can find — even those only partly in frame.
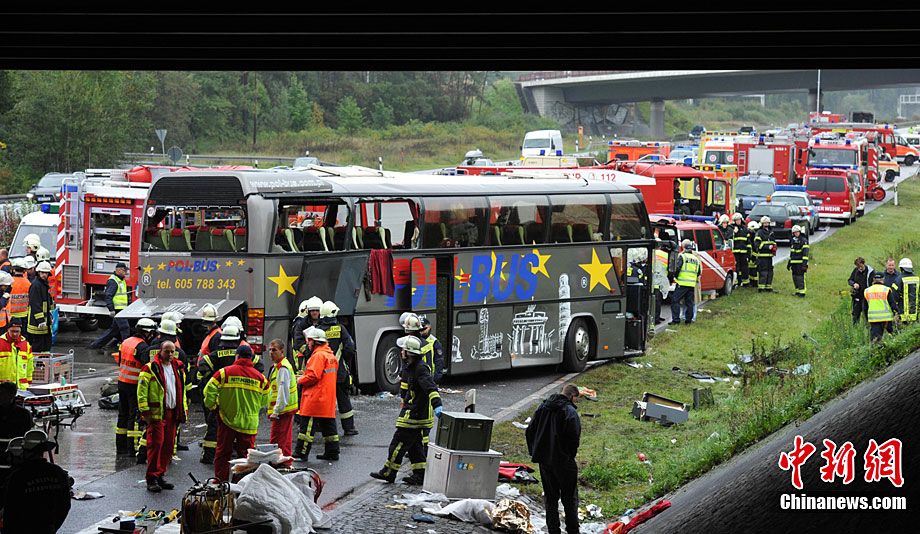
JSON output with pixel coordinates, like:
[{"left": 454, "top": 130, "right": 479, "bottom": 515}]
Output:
[
  {"left": 760, "top": 216, "right": 771, "bottom": 225},
  {"left": 791, "top": 225, "right": 802, "bottom": 234},
  {"left": 304, "top": 326, "right": 327, "bottom": 343},
  {"left": 22, "top": 256, "right": 36, "bottom": 270},
  {"left": 299, "top": 296, "right": 323, "bottom": 317},
  {"left": 24, "top": 234, "right": 41, "bottom": 250},
  {"left": 396, "top": 335, "right": 422, "bottom": 355},
  {"left": 403, "top": 313, "right": 422, "bottom": 332},
  {"left": 162, "top": 311, "right": 183, "bottom": 324},
  {"left": 718, "top": 214, "right": 730, "bottom": 225},
  {"left": 200, "top": 303, "right": 219, "bottom": 323},
  {"left": 11, "top": 257, "right": 26, "bottom": 270},
  {"left": 222, "top": 316, "right": 243, "bottom": 331},
  {"left": 320, "top": 300, "right": 339, "bottom": 319},
  {"left": 136, "top": 318, "right": 157, "bottom": 332},
  {"left": 158, "top": 318, "right": 178, "bottom": 336},
  {"left": 35, "top": 247, "right": 51, "bottom": 262},
  {"left": 0, "top": 271, "right": 13, "bottom": 286},
  {"left": 899, "top": 258, "right": 914, "bottom": 270},
  {"left": 220, "top": 324, "right": 241, "bottom": 341},
  {"left": 35, "top": 261, "right": 52, "bottom": 273},
  {"left": 747, "top": 221, "right": 760, "bottom": 231},
  {"left": 732, "top": 212, "right": 743, "bottom": 221}
]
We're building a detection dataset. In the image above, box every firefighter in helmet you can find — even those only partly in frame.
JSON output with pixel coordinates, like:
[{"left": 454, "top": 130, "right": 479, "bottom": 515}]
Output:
[
  {"left": 318, "top": 300, "right": 358, "bottom": 436},
  {"left": 898, "top": 258, "right": 919, "bottom": 323},
  {"left": 787, "top": 225, "right": 809, "bottom": 297},
  {"left": 731, "top": 212, "right": 750, "bottom": 286},
  {"left": 292, "top": 296, "right": 322, "bottom": 370},
  {"left": 754, "top": 216, "right": 777, "bottom": 293},
  {"left": 26, "top": 261, "right": 54, "bottom": 352}
]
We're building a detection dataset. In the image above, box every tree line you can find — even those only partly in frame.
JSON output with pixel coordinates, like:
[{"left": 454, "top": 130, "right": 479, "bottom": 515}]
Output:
[{"left": 0, "top": 71, "right": 513, "bottom": 193}]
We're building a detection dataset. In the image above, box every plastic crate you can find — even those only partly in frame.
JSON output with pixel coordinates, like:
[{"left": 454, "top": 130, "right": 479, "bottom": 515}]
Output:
[{"left": 32, "top": 352, "right": 74, "bottom": 385}]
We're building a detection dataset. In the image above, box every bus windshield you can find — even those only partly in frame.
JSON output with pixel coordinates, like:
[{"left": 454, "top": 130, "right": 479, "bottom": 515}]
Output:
[
  {"left": 144, "top": 205, "right": 247, "bottom": 252},
  {"left": 808, "top": 148, "right": 857, "bottom": 166}
]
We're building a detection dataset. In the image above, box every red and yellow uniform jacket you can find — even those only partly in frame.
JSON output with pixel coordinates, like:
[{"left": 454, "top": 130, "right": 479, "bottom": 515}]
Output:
[
  {"left": 137, "top": 354, "right": 187, "bottom": 423},
  {"left": 0, "top": 332, "right": 32, "bottom": 386},
  {"left": 203, "top": 358, "right": 269, "bottom": 434}
]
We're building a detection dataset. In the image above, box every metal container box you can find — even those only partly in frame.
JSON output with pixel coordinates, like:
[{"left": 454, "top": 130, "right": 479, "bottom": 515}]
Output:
[
  {"left": 435, "top": 411, "right": 494, "bottom": 452},
  {"left": 32, "top": 352, "right": 75, "bottom": 385},
  {"left": 423, "top": 444, "right": 502, "bottom": 500}
]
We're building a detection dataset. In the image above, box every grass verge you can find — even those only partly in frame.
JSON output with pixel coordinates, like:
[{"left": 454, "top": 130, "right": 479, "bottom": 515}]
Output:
[{"left": 490, "top": 174, "right": 920, "bottom": 517}]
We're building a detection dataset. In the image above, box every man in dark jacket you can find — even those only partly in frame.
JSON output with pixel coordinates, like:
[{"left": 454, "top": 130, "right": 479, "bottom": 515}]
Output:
[
  {"left": 525, "top": 384, "right": 581, "bottom": 534},
  {"left": 754, "top": 216, "right": 778, "bottom": 293},
  {"left": 89, "top": 263, "right": 131, "bottom": 350},
  {"left": 848, "top": 257, "right": 875, "bottom": 325},
  {"left": 2, "top": 429, "right": 71, "bottom": 534}
]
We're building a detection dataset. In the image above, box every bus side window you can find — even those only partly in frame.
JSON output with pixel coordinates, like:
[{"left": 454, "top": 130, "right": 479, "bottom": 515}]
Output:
[
  {"left": 487, "top": 195, "right": 549, "bottom": 246},
  {"left": 550, "top": 194, "right": 607, "bottom": 243},
  {"left": 609, "top": 194, "right": 648, "bottom": 241},
  {"left": 356, "top": 199, "right": 419, "bottom": 250},
  {"left": 423, "top": 197, "right": 488, "bottom": 248}
]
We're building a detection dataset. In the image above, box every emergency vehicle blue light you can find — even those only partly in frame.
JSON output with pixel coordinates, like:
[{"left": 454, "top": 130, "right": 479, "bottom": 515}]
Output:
[
  {"left": 716, "top": 164, "right": 721, "bottom": 170},
  {"left": 654, "top": 142, "right": 659, "bottom": 146},
  {"left": 608, "top": 140, "right": 614, "bottom": 146},
  {"left": 40, "top": 203, "right": 51, "bottom": 213},
  {"left": 759, "top": 136, "right": 765, "bottom": 143},
  {"left": 539, "top": 150, "right": 546, "bottom": 156},
  {"left": 556, "top": 150, "right": 562, "bottom": 156},
  {"left": 845, "top": 140, "right": 850, "bottom": 145},
  {"left": 62, "top": 185, "right": 78, "bottom": 193}
]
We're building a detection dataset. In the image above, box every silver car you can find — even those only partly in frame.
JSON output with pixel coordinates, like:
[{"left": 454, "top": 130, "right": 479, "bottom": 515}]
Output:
[{"left": 770, "top": 191, "right": 820, "bottom": 235}]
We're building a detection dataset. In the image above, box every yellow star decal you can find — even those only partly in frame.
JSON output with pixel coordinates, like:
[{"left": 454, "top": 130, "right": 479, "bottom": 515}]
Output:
[
  {"left": 531, "top": 248, "right": 551, "bottom": 278},
  {"left": 579, "top": 248, "right": 612, "bottom": 292},
  {"left": 225, "top": 260, "right": 234, "bottom": 267},
  {"left": 142, "top": 264, "right": 153, "bottom": 275},
  {"left": 454, "top": 267, "right": 470, "bottom": 287},
  {"left": 214, "top": 263, "right": 221, "bottom": 270},
  {"left": 157, "top": 262, "right": 166, "bottom": 271},
  {"left": 237, "top": 260, "right": 246, "bottom": 266},
  {"left": 267, "top": 265, "right": 299, "bottom": 297},
  {"left": 490, "top": 251, "right": 509, "bottom": 281}
]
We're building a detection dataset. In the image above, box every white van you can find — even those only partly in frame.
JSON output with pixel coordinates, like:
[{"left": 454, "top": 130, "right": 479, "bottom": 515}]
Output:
[{"left": 521, "top": 130, "right": 563, "bottom": 158}]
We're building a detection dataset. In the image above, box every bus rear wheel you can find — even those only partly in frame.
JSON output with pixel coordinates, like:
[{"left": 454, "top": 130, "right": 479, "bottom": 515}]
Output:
[
  {"left": 562, "top": 319, "right": 592, "bottom": 373},
  {"left": 374, "top": 332, "right": 403, "bottom": 394}
]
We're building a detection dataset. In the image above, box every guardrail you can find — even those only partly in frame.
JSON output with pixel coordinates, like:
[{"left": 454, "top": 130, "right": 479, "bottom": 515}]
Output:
[{"left": 0, "top": 194, "right": 27, "bottom": 204}]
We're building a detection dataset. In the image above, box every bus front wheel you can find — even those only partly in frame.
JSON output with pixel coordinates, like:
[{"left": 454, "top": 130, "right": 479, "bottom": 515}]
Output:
[
  {"left": 562, "top": 319, "right": 592, "bottom": 373},
  {"left": 374, "top": 333, "right": 403, "bottom": 394}
]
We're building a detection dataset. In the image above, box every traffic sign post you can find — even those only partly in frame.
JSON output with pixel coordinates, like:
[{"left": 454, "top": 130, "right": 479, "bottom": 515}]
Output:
[{"left": 155, "top": 129, "right": 167, "bottom": 156}]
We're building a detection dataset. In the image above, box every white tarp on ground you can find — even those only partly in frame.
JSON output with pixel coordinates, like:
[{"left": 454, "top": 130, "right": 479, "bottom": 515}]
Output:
[{"left": 234, "top": 464, "right": 331, "bottom": 533}]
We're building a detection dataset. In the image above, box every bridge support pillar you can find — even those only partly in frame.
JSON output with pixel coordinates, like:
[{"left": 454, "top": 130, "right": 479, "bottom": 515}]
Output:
[{"left": 650, "top": 100, "right": 665, "bottom": 140}]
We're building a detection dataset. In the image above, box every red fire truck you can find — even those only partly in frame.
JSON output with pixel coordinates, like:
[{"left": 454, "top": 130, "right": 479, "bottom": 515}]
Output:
[
  {"left": 809, "top": 111, "right": 846, "bottom": 124},
  {"left": 607, "top": 140, "right": 671, "bottom": 162},
  {"left": 52, "top": 165, "right": 250, "bottom": 330},
  {"left": 809, "top": 123, "right": 897, "bottom": 157},
  {"left": 733, "top": 136, "right": 796, "bottom": 185},
  {"left": 614, "top": 161, "right": 735, "bottom": 218}
]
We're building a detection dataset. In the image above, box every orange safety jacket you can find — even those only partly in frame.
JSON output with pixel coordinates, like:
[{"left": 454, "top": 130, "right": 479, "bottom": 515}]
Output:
[
  {"left": 9, "top": 276, "right": 30, "bottom": 318},
  {"left": 199, "top": 326, "right": 222, "bottom": 356},
  {"left": 116, "top": 336, "right": 146, "bottom": 385},
  {"left": 0, "top": 302, "right": 10, "bottom": 332},
  {"left": 296, "top": 343, "right": 337, "bottom": 419}
]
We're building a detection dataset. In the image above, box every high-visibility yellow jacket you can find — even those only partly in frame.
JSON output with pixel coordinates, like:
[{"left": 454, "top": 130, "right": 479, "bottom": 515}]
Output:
[
  {"left": 901, "top": 273, "right": 920, "bottom": 322},
  {"left": 0, "top": 332, "right": 31, "bottom": 386},
  {"left": 675, "top": 252, "right": 701, "bottom": 287},
  {"left": 137, "top": 355, "right": 187, "bottom": 423},
  {"left": 267, "top": 358, "right": 298, "bottom": 416},
  {"left": 204, "top": 358, "right": 270, "bottom": 434},
  {"left": 865, "top": 284, "right": 895, "bottom": 323}
]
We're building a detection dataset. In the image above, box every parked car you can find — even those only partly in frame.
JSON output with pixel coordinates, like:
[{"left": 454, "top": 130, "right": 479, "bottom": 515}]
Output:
[
  {"left": 26, "top": 172, "right": 69, "bottom": 203},
  {"left": 747, "top": 201, "right": 811, "bottom": 242},
  {"left": 736, "top": 174, "right": 777, "bottom": 216},
  {"left": 770, "top": 187, "right": 820, "bottom": 235},
  {"left": 690, "top": 125, "right": 706, "bottom": 140},
  {"left": 651, "top": 215, "right": 736, "bottom": 296}
]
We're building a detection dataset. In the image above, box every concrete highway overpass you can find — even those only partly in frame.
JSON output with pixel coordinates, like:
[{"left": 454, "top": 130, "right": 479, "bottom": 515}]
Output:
[{"left": 516, "top": 70, "right": 920, "bottom": 138}]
